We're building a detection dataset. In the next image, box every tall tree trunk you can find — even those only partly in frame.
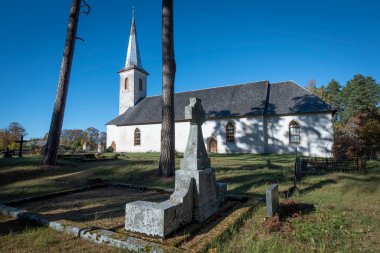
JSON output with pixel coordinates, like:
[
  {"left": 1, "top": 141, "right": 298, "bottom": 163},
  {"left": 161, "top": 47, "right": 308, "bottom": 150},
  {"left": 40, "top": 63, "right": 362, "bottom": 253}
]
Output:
[
  {"left": 43, "top": 0, "right": 81, "bottom": 165},
  {"left": 159, "top": 0, "right": 176, "bottom": 176}
]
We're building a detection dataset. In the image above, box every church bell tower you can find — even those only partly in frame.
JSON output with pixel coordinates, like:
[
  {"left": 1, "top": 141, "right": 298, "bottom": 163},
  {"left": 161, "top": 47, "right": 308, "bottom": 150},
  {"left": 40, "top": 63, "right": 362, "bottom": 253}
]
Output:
[{"left": 118, "top": 11, "right": 149, "bottom": 115}]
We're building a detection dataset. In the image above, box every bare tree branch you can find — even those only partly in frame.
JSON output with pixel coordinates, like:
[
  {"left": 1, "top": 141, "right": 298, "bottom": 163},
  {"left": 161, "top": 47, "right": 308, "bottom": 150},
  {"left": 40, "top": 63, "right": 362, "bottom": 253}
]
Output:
[
  {"left": 81, "top": 0, "right": 91, "bottom": 15},
  {"left": 76, "top": 37, "right": 85, "bottom": 42}
]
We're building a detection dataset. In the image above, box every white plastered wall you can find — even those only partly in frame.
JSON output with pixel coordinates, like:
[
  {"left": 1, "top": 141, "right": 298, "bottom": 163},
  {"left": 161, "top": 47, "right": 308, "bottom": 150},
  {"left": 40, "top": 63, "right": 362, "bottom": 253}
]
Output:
[
  {"left": 107, "top": 112, "right": 333, "bottom": 157},
  {"left": 119, "top": 69, "right": 147, "bottom": 115},
  {"left": 265, "top": 112, "right": 333, "bottom": 157}
]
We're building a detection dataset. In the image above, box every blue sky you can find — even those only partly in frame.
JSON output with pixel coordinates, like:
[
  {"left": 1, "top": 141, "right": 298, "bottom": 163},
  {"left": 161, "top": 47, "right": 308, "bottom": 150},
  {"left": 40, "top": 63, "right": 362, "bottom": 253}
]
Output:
[{"left": 0, "top": 0, "right": 379, "bottom": 138}]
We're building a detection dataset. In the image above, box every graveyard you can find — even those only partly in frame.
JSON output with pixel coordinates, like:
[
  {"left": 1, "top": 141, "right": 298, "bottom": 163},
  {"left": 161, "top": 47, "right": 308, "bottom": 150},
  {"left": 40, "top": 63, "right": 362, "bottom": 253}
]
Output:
[
  {"left": 0, "top": 151, "right": 379, "bottom": 252},
  {"left": 1, "top": 1, "right": 379, "bottom": 252}
]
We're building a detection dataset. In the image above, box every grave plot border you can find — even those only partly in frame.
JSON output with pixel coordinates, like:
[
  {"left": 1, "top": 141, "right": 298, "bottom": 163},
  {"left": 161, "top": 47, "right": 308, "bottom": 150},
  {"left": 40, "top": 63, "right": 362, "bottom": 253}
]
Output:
[{"left": 0, "top": 183, "right": 260, "bottom": 252}]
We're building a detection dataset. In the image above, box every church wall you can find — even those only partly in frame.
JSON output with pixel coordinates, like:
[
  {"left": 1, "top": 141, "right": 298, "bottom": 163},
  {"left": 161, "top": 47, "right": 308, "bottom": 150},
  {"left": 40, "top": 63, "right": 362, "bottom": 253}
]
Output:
[
  {"left": 107, "top": 117, "right": 265, "bottom": 154},
  {"left": 202, "top": 117, "right": 265, "bottom": 154},
  {"left": 107, "top": 113, "right": 333, "bottom": 157},
  {"left": 107, "top": 123, "right": 162, "bottom": 152},
  {"left": 265, "top": 112, "right": 333, "bottom": 157}
]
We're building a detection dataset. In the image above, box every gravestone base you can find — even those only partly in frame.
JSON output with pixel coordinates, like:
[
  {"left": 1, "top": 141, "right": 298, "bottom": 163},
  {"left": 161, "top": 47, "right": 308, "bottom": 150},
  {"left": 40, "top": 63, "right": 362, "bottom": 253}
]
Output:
[
  {"left": 125, "top": 178, "right": 194, "bottom": 238},
  {"left": 125, "top": 167, "right": 227, "bottom": 237},
  {"left": 176, "top": 167, "right": 225, "bottom": 223}
]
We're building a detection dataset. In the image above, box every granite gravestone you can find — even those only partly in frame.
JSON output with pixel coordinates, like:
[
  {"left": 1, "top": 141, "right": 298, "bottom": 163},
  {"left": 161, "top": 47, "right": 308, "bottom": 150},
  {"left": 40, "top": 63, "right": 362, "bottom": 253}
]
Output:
[
  {"left": 266, "top": 184, "right": 279, "bottom": 217},
  {"left": 125, "top": 98, "right": 227, "bottom": 237}
]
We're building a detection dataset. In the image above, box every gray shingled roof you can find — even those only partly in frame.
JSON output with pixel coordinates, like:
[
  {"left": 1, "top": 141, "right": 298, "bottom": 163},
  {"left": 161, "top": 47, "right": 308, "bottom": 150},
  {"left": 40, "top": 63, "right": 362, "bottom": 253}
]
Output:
[{"left": 107, "top": 81, "right": 334, "bottom": 126}]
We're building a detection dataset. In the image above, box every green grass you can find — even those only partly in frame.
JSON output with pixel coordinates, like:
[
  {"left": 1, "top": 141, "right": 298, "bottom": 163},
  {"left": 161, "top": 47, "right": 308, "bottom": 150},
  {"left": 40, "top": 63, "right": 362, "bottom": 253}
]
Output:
[
  {"left": 0, "top": 224, "right": 129, "bottom": 253},
  {"left": 0, "top": 153, "right": 297, "bottom": 202},
  {"left": 214, "top": 159, "right": 380, "bottom": 253},
  {"left": 0, "top": 154, "right": 379, "bottom": 252}
]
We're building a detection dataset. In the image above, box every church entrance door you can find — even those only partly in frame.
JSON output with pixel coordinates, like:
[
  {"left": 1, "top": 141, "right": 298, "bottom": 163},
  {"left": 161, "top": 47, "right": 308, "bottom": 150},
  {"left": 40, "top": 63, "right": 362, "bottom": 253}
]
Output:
[
  {"left": 209, "top": 138, "right": 217, "bottom": 153},
  {"left": 111, "top": 141, "right": 116, "bottom": 152}
]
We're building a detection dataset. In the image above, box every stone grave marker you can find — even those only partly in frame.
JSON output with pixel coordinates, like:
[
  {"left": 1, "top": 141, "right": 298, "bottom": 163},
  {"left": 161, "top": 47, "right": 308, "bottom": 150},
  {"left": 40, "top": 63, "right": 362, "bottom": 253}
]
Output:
[
  {"left": 125, "top": 97, "right": 227, "bottom": 238},
  {"left": 266, "top": 184, "right": 279, "bottom": 217}
]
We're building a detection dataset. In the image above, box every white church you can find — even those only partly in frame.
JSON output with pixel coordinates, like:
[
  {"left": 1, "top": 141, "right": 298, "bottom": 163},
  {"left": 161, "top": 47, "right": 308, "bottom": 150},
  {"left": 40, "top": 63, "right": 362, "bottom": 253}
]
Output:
[{"left": 106, "top": 15, "right": 335, "bottom": 157}]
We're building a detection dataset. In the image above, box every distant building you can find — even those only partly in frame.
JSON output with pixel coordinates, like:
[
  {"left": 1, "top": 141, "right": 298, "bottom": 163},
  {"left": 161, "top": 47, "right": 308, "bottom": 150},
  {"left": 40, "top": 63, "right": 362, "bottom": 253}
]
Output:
[
  {"left": 97, "top": 142, "right": 105, "bottom": 153},
  {"left": 106, "top": 14, "right": 335, "bottom": 157},
  {"left": 82, "top": 142, "right": 91, "bottom": 152}
]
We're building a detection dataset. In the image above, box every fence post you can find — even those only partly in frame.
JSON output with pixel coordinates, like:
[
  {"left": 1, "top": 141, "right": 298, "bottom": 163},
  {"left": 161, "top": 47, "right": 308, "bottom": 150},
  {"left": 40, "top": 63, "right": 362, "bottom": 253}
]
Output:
[
  {"left": 295, "top": 157, "right": 302, "bottom": 186},
  {"left": 359, "top": 158, "right": 366, "bottom": 174},
  {"left": 294, "top": 160, "right": 297, "bottom": 188}
]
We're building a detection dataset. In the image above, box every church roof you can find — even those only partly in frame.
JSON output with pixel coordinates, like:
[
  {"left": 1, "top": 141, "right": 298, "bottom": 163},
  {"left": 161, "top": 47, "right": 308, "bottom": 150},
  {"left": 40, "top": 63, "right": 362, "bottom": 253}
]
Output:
[{"left": 107, "top": 81, "right": 335, "bottom": 126}]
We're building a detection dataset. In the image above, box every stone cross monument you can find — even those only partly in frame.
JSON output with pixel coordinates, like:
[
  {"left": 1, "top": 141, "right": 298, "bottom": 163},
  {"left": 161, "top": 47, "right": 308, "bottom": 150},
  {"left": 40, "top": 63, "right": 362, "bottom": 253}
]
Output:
[{"left": 125, "top": 98, "right": 227, "bottom": 238}]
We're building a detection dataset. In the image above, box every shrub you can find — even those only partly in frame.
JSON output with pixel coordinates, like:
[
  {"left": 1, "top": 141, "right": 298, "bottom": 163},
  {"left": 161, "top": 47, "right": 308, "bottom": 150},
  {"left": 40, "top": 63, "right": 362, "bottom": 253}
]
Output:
[{"left": 332, "top": 134, "right": 362, "bottom": 160}]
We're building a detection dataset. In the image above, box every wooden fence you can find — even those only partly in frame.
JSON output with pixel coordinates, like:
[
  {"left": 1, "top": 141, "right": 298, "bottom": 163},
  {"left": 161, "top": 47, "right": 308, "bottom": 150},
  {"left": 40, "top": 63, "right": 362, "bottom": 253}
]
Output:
[
  {"left": 297, "top": 157, "right": 366, "bottom": 174},
  {"left": 1, "top": 149, "right": 32, "bottom": 156}
]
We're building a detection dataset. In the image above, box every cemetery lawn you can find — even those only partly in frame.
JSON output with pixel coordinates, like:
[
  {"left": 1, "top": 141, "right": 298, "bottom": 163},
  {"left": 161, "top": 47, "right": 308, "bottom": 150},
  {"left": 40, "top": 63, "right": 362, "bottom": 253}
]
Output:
[{"left": 0, "top": 154, "right": 379, "bottom": 252}]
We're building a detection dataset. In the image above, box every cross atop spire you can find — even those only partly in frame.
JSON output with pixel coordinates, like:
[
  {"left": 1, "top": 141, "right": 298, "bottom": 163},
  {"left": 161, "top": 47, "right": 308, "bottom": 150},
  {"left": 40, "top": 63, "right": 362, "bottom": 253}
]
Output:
[{"left": 125, "top": 8, "right": 142, "bottom": 68}]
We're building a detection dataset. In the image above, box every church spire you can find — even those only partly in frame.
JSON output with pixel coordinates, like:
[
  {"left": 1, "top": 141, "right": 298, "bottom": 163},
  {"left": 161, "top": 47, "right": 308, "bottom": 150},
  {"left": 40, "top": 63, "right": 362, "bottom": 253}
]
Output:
[{"left": 125, "top": 8, "right": 142, "bottom": 68}]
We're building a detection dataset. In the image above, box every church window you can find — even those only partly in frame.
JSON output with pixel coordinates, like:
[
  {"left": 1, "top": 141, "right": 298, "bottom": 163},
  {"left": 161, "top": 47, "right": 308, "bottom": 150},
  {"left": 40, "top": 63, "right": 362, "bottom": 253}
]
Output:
[
  {"left": 226, "top": 122, "right": 235, "bottom": 143},
  {"left": 124, "top": 78, "right": 129, "bottom": 90},
  {"left": 139, "top": 79, "right": 143, "bottom": 91},
  {"left": 134, "top": 128, "right": 141, "bottom": 146},
  {"left": 289, "top": 120, "right": 300, "bottom": 144}
]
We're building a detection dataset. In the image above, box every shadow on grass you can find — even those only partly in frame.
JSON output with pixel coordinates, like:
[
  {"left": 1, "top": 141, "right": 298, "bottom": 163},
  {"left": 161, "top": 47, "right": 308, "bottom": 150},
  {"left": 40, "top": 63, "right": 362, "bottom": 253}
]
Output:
[
  {"left": 1, "top": 155, "right": 298, "bottom": 202},
  {"left": 217, "top": 168, "right": 293, "bottom": 198},
  {"left": 0, "top": 157, "right": 174, "bottom": 203},
  {"left": 281, "top": 179, "right": 337, "bottom": 198},
  {"left": 0, "top": 218, "right": 40, "bottom": 235},
  {"left": 337, "top": 175, "right": 380, "bottom": 182},
  {"left": 0, "top": 158, "right": 160, "bottom": 187},
  {"left": 214, "top": 163, "right": 285, "bottom": 173},
  {"left": 14, "top": 188, "right": 171, "bottom": 227}
]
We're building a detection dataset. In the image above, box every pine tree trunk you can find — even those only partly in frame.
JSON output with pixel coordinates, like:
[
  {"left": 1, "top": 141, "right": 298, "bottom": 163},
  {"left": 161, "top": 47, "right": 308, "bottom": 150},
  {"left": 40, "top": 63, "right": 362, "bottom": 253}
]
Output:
[
  {"left": 159, "top": 0, "right": 176, "bottom": 176},
  {"left": 43, "top": 0, "right": 81, "bottom": 165}
]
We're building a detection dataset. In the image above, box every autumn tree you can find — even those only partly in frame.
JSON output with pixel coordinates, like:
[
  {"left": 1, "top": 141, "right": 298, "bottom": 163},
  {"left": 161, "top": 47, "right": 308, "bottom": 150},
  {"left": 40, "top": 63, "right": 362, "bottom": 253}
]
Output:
[
  {"left": 61, "top": 129, "right": 85, "bottom": 145},
  {"left": 306, "top": 79, "right": 329, "bottom": 102},
  {"left": 99, "top": 132, "right": 107, "bottom": 144},
  {"left": 0, "top": 122, "right": 27, "bottom": 150},
  {"left": 333, "top": 111, "right": 380, "bottom": 159},
  {"left": 159, "top": 0, "right": 176, "bottom": 177},
  {"left": 43, "top": 0, "right": 90, "bottom": 165},
  {"left": 306, "top": 79, "right": 317, "bottom": 93},
  {"left": 84, "top": 127, "right": 99, "bottom": 149}
]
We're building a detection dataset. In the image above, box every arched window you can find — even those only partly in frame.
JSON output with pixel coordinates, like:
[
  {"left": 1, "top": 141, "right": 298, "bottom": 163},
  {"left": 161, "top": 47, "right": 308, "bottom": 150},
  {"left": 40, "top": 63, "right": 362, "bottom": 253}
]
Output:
[
  {"left": 289, "top": 120, "right": 300, "bottom": 144},
  {"left": 138, "top": 79, "right": 143, "bottom": 91},
  {"left": 226, "top": 122, "right": 235, "bottom": 143},
  {"left": 124, "top": 78, "right": 129, "bottom": 90},
  {"left": 134, "top": 128, "right": 141, "bottom": 146}
]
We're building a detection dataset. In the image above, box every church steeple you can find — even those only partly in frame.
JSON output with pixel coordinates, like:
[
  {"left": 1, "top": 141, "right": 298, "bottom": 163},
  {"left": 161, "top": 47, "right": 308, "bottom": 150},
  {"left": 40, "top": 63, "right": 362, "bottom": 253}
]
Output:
[
  {"left": 118, "top": 9, "right": 148, "bottom": 115},
  {"left": 125, "top": 9, "right": 142, "bottom": 68}
]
